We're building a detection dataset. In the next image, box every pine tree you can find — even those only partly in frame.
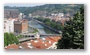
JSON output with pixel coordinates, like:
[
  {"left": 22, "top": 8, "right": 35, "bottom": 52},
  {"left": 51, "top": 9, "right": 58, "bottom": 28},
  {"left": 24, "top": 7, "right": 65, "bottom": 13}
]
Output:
[{"left": 57, "top": 6, "right": 84, "bottom": 49}]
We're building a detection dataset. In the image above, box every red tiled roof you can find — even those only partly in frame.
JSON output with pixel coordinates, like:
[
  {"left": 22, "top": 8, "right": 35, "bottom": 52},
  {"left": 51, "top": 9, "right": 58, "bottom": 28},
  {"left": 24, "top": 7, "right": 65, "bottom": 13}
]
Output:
[
  {"left": 30, "top": 36, "right": 61, "bottom": 49},
  {"left": 5, "top": 44, "right": 19, "bottom": 49},
  {"left": 5, "top": 36, "right": 61, "bottom": 49},
  {"left": 18, "top": 42, "right": 33, "bottom": 49}
]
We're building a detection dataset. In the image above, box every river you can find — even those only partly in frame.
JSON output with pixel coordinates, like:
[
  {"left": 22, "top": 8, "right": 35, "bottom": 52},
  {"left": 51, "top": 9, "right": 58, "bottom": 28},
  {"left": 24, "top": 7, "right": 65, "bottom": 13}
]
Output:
[{"left": 28, "top": 20, "right": 56, "bottom": 34}]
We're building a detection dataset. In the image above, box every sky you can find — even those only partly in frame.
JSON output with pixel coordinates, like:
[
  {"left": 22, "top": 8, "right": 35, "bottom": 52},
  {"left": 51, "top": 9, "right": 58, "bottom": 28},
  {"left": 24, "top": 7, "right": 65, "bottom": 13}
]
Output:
[{"left": 4, "top": 4, "right": 45, "bottom": 7}]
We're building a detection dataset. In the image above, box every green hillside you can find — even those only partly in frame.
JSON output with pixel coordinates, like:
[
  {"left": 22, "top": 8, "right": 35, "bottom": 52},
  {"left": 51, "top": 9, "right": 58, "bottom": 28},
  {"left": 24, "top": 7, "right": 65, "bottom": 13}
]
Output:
[{"left": 4, "top": 4, "right": 83, "bottom": 15}]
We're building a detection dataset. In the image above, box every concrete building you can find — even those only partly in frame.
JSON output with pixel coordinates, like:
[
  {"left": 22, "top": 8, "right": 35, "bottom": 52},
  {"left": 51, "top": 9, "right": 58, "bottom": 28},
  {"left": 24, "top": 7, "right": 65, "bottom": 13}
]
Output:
[
  {"left": 4, "top": 18, "right": 18, "bottom": 33},
  {"left": 14, "top": 19, "right": 28, "bottom": 33}
]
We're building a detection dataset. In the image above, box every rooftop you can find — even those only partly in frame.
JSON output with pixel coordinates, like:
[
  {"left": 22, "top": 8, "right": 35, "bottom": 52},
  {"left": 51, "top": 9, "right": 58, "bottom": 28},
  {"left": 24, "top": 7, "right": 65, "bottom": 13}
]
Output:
[
  {"left": 5, "top": 44, "right": 19, "bottom": 49},
  {"left": 5, "top": 36, "right": 61, "bottom": 49},
  {"left": 14, "top": 19, "right": 28, "bottom": 24}
]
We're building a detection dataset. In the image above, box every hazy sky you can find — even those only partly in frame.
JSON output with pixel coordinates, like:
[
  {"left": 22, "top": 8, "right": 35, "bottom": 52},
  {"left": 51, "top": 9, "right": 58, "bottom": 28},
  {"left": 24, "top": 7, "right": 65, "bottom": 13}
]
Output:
[{"left": 4, "top": 4, "right": 45, "bottom": 7}]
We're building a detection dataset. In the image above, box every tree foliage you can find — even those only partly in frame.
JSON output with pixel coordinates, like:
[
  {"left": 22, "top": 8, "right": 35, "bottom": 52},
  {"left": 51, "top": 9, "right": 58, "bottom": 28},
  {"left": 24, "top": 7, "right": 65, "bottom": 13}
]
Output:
[
  {"left": 4, "top": 33, "right": 19, "bottom": 46},
  {"left": 57, "top": 6, "right": 84, "bottom": 49}
]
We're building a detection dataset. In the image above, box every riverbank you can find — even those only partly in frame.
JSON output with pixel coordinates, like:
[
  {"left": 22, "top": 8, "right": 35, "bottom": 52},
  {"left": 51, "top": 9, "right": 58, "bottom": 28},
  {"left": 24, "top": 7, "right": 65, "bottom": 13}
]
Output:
[
  {"left": 28, "top": 26, "right": 38, "bottom": 33},
  {"left": 33, "top": 19, "right": 62, "bottom": 34},
  {"left": 28, "top": 20, "right": 57, "bottom": 34}
]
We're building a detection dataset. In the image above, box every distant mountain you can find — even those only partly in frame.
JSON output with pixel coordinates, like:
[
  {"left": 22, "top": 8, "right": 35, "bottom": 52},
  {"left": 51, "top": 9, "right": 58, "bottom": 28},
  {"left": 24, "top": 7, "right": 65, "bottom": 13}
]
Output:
[{"left": 4, "top": 4, "right": 84, "bottom": 16}]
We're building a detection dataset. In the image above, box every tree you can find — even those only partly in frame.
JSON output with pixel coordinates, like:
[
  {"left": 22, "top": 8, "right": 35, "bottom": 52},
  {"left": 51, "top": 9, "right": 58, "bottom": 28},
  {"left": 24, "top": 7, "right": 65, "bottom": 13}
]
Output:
[
  {"left": 4, "top": 33, "right": 19, "bottom": 46},
  {"left": 45, "top": 22, "right": 51, "bottom": 26},
  {"left": 4, "top": 33, "right": 9, "bottom": 46},
  {"left": 57, "top": 6, "right": 84, "bottom": 49}
]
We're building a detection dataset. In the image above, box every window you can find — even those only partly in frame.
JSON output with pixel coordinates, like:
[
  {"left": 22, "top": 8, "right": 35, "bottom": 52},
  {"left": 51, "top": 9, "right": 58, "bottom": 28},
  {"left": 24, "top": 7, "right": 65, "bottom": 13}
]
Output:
[{"left": 4, "top": 27, "right": 6, "bottom": 29}]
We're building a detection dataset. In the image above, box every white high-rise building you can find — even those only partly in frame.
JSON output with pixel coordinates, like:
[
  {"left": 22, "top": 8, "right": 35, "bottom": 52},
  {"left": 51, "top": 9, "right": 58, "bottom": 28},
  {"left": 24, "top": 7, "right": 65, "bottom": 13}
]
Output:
[{"left": 4, "top": 18, "right": 17, "bottom": 33}]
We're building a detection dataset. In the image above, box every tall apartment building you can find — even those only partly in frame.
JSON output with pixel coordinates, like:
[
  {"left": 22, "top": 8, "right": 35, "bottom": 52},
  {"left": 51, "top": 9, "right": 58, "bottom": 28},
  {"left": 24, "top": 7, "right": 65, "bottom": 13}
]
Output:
[{"left": 4, "top": 18, "right": 18, "bottom": 33}]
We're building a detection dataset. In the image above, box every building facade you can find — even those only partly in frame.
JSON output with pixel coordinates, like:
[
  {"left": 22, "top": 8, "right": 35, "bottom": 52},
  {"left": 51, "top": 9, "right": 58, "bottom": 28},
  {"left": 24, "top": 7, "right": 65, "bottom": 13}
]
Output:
[
  {"left": 14, "top": 19, "right": 28, "bottom": 33},
  {"left": 4, "top": 18, "right": 16, "bottom": 33}
]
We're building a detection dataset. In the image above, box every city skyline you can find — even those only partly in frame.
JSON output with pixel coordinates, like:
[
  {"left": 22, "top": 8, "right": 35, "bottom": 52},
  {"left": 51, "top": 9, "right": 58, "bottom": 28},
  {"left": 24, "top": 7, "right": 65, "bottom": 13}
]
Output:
[{"left": 4, "top": 4, "right": 84, "bottom": 49}]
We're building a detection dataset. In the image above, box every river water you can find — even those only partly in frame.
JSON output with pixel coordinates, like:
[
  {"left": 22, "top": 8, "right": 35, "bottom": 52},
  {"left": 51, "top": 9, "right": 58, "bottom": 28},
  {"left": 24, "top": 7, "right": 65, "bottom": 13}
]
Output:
[{"left": 28, "top": 20, "right": 56, "bottom": 34}]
